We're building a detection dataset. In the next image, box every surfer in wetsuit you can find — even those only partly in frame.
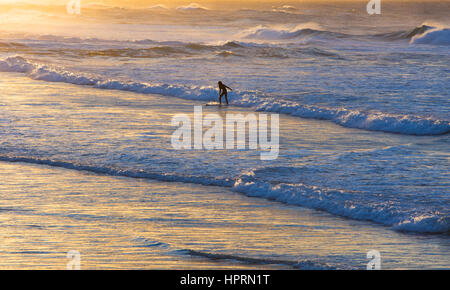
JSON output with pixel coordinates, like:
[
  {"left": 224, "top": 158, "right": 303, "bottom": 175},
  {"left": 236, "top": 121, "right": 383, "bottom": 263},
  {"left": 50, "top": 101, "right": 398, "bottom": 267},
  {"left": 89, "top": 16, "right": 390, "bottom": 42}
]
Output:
[{"left": 218, "top": 81, "right": 232, "bottom": 105}]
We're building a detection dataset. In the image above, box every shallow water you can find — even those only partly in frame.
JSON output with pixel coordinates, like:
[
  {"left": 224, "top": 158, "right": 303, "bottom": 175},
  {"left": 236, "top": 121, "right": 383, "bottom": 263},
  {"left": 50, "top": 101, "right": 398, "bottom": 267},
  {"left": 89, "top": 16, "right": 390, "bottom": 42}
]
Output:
[
  {"left": 0, "top": 2, "right": 448, "bottom": 269},
  {"left": 0, "top": 73, "right": 448, "bottom": 234},
  {"left": 0, "top": 74, "right": 448, "bottom": 269}
]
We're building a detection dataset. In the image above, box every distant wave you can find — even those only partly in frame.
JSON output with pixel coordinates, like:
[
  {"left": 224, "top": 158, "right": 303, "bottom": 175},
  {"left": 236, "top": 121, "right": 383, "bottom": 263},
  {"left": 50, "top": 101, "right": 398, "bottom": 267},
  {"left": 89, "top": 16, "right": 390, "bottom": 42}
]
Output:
[
  {"left": 241, "top": 24, "right": 349, "bottom": 41},
  {"left": 0, "top": 33, "right": 342, "bottom": 59},
  {"left": 0, "top": 41, "right": 30, "bottom": 55},
  {"left": 0, "top": 56, "right": 448, "bottom": 136},
  {"left": 83, "top": 3, "right": 120, "bottom": 9},
  {"left": 241, "top": 24, "right": 450, "bottom": 45},
  {"left": 411, "top": 27, "right": 450, "bottom": 45},
  {"left": 81, "top": 46, "right": 192, "bottom": 58},
  {"left": 61, "top": 41, "right": 280, "bottom": 59},
  {"left": 0, "top": 41, "right": 28, "bottom": 49},
  {"left": 374, "top": 25, "right": 433, "bottom": 40},
  {"left": 4, "top": 25, "right": 444, "bottom": 55},
  {"left": 271, "top": 5, "right": 298, "bottom": 14},
  {"left": 0, "top": 154, "right": 447, "bottom": 234},
  {"left": 240, "top": 24, "right": 433, "bottom": 41},
  {"left": 0, "top": 39, "right": 300, "bottom": 59},
  {"left": 148, "top": 4, "right": 169, "bottom": 10},
  {"left": 176, "top": 3, "right": 209, "bottom": 11},
  {"left": 375, "top": 24, "right": 450, "bottom": 46},
  {"left": 2, "top": 43, "right": 191, "bottom": 58}
]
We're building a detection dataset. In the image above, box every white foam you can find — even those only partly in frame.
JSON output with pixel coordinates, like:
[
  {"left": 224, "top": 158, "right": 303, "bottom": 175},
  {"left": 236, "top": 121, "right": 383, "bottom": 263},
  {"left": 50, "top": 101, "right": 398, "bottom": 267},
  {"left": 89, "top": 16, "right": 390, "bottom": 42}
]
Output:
[
  {"left": 393, "top": 215, "right": 450, "bottom": 233},
  {"left": 233, "top": 175, "right": 449, "bottom": 234},
  {"left": 0, "top": 56, "right": 448, "bottom": 136},
  {"left": 0, "top": 154, "right": 447, "bottom": 234},
  {"left": 241, "top": 23, "right": 325, "bottom": 40},
  {"left": 176, "top": 3, "right": 209, "bottom": 11},
  {"left": 148, "top": 4, "right": 169, "bottom": 10}
]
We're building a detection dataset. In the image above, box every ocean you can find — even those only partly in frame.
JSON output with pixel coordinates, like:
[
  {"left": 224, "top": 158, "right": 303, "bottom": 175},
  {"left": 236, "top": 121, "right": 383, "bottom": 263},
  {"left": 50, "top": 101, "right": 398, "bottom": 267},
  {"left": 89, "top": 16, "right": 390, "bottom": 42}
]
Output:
[{"left": 0, "top": 2, "right": 448, "bottom": 269}]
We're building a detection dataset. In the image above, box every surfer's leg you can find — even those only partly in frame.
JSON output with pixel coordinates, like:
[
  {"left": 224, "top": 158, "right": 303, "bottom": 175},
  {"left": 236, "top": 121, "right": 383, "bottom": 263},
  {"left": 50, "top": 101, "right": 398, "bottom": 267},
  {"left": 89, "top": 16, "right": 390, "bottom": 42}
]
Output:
[
  {"left": 219, "top": 92, "right": 224, "bottom": 104},
  {"left": 225, "top": 92, "right": 229, "bottom": 105}
]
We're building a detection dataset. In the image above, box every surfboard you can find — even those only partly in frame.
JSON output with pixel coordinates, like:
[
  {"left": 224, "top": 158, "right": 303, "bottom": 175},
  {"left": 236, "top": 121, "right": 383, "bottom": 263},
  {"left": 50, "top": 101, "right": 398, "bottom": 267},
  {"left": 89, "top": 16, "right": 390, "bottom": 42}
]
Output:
[{"left": 204, "top": 102, "right": 223, "bottom": 106}]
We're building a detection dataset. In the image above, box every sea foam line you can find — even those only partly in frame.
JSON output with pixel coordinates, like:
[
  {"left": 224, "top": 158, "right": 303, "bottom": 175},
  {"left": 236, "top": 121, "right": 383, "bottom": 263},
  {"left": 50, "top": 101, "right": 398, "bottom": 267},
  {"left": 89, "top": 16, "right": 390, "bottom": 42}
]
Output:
[
  {"left": 233, "top": 175, "right": 449, "bottom": 234},
  {"left": 0, "top": 154, "right": 448, "bottom": 234},
  {"left": 0, "top": 55, "right": 449, "bottom": 136}
]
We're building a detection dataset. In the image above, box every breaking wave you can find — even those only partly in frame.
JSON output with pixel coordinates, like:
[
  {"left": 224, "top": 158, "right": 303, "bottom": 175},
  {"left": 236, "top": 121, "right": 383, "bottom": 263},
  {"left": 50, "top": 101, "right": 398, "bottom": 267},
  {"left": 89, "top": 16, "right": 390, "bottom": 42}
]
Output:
[
  {"left": 411, "top": 27, "right": 450, "bottom": 45},
  {"left": 374, "top": 24, "right": 450, "bottom": 46},
  {"left": 241, "top": 24, "right": 449, "bottom": 45},
  {"left": 3, "top": 24, "right": 447, "bottom": 62},
  {"left": 176, "top": 249, "right": 345, "bottom": 269},
  {"left": 0, "top": 154, "right": 447, "bottom": 234},
  {"left": 0, "top": 56, "right": 448, "bottom": 136},
  {"left": 176, "top": 3, "right": 209, "bottom": 11},
  {"left": 241, "top": 24, "right": 349, "bottom": 41},
  {"left": 374, "top": 25, "right": 433, "bottom": 40}
]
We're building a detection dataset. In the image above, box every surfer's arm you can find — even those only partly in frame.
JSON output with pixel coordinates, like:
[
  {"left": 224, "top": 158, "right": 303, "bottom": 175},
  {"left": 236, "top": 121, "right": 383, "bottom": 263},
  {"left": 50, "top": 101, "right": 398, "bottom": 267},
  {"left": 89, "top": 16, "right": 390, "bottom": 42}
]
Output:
[{"left": 225, "top": 86, "right": 232, "bottom": 91}]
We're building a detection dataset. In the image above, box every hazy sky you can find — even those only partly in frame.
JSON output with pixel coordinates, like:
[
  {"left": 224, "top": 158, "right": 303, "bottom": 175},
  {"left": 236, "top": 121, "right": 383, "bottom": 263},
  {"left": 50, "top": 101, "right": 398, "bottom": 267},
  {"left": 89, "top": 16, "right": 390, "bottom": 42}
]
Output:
[
  {"left": 3, "top": 0, "right": 447, "bottom": 6},
  {"left": 1, "top": 0, "right": 448, "bottom": 12}
]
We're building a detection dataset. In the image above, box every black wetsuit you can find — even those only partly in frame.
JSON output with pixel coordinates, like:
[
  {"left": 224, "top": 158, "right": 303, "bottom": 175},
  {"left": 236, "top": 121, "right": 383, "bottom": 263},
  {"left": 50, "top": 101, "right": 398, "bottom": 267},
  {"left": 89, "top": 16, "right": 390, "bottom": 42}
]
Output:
[{"left": 218, "top": 82, "right": 232, "bottom": 105}]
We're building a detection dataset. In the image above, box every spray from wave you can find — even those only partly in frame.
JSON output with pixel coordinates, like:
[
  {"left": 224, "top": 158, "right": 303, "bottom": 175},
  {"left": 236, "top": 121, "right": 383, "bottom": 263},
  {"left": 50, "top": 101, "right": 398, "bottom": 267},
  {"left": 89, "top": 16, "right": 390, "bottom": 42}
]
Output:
[
  {"left": 240, "top": 23, "right": 450, "bottom": 46},
  {"left": 176, "top": 3, "right": 209, "bottom": 11},
  {"left": 240, "top": 23, "right": 348, "bottom": 41}
]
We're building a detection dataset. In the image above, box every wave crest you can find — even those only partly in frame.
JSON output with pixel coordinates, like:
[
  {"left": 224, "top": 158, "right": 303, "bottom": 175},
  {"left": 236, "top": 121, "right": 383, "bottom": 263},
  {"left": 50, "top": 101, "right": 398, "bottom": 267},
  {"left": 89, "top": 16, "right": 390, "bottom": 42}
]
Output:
[
  {"left": 234, "top": 171, "right": 449, "bottom": 234},
  {"left": 411, "top": 27, "right": 450, "bottom": 45},
  {"left": 241, "top": 24, "right": 348, "bottom": 41},
  {"left": 0, "top": 56, "right": 448, "bottom": 136},
  {"left": 0, "top": 154, "right": 447, "bottom": 234},
  {"left": 176, "top": 3, "right": 209, "bottom": 11}
]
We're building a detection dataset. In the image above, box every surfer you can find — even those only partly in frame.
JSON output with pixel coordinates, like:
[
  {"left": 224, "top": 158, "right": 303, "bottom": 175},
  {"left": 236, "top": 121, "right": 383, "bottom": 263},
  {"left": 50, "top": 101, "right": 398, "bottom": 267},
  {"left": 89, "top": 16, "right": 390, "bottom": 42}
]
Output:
[{"left": 218, "top": 81, "right": 232, "bottom": 105}]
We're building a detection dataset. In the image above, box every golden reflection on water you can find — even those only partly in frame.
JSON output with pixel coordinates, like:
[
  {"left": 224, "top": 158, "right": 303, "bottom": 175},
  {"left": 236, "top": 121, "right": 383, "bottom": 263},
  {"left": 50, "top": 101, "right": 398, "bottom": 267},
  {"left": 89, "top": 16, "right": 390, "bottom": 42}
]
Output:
[
  {"left": 0, "top": 74, "right": 448, "bottom": 269},
  {"left": 0, "top": 162, "right": 448, "bottom": 269}
]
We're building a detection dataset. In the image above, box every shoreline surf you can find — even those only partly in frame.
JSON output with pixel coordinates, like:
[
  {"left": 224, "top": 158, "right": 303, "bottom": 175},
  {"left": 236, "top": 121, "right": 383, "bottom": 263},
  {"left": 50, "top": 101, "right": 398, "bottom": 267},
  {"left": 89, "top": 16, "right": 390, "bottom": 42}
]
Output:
[{"left": 0, "top": 56, "right": 448, "bottom": 136}]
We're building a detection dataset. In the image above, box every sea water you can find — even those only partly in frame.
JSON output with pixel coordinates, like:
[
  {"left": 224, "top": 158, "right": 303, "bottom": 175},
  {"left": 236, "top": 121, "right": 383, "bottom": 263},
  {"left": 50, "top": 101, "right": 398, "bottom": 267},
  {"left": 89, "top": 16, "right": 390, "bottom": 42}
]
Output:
[{"left": 0, "top": 2, "right": 448, "bottom": 269}]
